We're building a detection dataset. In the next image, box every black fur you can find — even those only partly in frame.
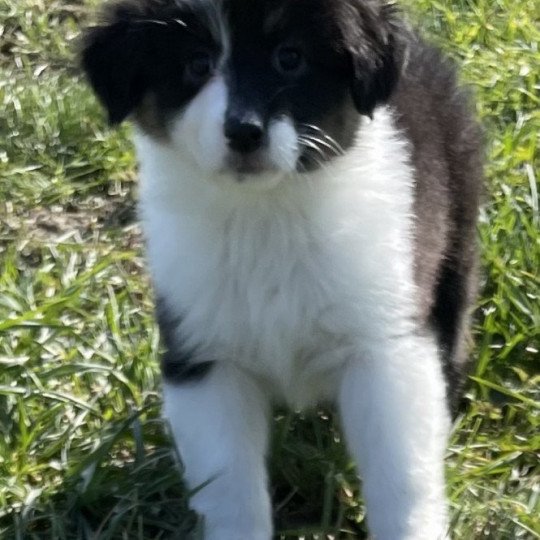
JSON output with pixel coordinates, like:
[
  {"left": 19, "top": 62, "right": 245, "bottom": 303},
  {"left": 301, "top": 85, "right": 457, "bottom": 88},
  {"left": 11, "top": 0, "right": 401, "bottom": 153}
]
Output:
[
  {"left": 389, "top": 42, "right": 482, "bottom": 404},
  {"left": 81, "top": 0, "right": 222, "bottom": 125},
  {"left": 156, "top": 297, "right": 214, "bottom": 383},
  {"left": 81, "top": 0, "right": 402, "bottom": 156},
  {"left": 337, "top": 1, "right": 403, "bottom": 117}
]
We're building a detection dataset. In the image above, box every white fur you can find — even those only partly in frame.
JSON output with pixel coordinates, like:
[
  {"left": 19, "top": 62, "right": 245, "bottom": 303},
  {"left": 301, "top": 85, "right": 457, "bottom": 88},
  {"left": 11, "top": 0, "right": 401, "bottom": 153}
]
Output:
[
  {"left": 135, "top": 80, "right": 450, "bottom": 538},
  {"left": 339, "top": 336, "right": 450, "bottom": 539},
  {"left": 163, "top": 365, "right": 271, "bottom": 540},
  {"left": 168, "top": 76, "right": 299, "bottom": 183}
]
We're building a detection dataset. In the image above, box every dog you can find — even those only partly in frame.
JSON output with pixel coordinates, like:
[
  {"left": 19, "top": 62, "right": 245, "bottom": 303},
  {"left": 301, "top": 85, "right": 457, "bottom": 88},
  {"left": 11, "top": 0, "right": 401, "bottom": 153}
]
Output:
[{"left": 81, "top": 0, "right": 482, "bottom": 538}]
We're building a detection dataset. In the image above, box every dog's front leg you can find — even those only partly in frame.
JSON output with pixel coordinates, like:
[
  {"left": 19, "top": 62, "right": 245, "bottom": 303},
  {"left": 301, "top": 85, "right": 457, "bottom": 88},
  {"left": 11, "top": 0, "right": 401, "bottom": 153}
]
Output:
[
  {"left": 338, "top": 334, "right": 450, "bottom": 540},
  {"left": 163, "top": 363, "right": 272, "bottom": 540}
]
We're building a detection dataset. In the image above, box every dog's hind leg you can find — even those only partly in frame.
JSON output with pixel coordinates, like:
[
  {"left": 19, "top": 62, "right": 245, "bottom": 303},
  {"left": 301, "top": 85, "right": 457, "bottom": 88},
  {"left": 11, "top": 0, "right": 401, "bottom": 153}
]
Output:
[{"left": 163, "top": 363, "right": 272, "bottom": 540}]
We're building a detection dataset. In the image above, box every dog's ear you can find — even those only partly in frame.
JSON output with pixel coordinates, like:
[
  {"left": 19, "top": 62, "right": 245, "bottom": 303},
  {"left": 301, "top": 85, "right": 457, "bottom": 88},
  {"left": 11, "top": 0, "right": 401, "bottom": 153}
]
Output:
[
  {"left": 340, "top": 2, "right": 403, "bottom": 118},
  {"left": 81, "top": 20, "right": 150, "bottom": 125}
]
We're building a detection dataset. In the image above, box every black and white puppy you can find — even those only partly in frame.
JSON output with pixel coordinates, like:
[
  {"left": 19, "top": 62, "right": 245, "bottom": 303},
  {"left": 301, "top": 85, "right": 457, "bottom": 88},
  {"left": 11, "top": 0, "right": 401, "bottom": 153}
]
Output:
[{"left": 82, "top": 0, "right": 482, "bottom": 538}]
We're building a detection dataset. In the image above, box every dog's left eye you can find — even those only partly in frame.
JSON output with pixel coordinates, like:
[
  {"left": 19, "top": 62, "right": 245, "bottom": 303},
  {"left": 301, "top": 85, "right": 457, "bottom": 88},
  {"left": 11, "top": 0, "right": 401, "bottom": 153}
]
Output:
[
  {"left": 186, "top": 52, "right": 215, "bottom": 82},
  {"left": 273, "top": 45, "right": 305, "bottom": 75}
]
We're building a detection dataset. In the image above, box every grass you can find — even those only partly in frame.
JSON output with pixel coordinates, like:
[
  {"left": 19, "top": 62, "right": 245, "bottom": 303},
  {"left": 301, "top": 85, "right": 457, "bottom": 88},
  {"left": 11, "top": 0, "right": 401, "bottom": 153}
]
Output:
[{"left": 0, "top": 0, "right": 538, "bottom": 538}]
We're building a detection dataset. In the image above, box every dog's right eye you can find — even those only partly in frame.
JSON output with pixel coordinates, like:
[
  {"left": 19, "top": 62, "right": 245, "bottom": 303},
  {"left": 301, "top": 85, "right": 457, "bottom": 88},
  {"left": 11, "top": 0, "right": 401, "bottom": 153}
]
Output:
[
  {"left": 186, "top": 52, "right": 214, "bottom": 82},
  {"left": 273, "top": 45, "right": 305, "bottom": 76}
]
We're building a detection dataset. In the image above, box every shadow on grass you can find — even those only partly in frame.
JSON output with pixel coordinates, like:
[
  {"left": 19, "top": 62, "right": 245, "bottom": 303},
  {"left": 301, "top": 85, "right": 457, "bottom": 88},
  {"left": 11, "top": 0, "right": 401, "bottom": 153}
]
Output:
[
  {"left": 1, "top": 409, "right": 199, "bottom": 539},
  {"left": 2, "top": 408, "right": 368, "bottom": 540}
]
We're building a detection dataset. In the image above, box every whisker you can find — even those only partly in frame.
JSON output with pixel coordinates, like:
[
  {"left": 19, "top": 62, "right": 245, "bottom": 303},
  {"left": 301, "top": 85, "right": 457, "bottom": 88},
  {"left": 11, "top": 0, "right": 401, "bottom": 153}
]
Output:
[
  {"left": 297, "top": 136, "right": 327, "bottom": 161},
  {"left": 296, "top": 140, "right": 330, "bottom": 172},
  {"left": 299, "top": 134, "right": 342, "bottom": 157},
  {"left": 132, "top": 19, "right": 169, "bottom": 26},
  {"left": 298, "top": 123, "right": 345, "bottom": 155},
  {"left": 306, "top": 131, "right": 344, "bottom": 156}
]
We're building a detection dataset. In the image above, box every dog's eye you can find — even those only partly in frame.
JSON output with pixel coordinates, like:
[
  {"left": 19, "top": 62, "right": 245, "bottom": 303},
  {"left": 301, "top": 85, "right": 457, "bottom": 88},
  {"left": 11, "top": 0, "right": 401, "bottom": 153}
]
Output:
[
  {"left": 274, "top": 45, "right": 305, "bottom": 75},
  {"left": 186, "top": 52, "right": 214, "bottom": 82}
]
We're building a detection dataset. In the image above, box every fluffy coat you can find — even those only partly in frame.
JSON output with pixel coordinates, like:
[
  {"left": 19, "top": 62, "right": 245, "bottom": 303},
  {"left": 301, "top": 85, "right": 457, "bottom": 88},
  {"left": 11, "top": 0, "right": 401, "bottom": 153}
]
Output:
[{"left": 81, "top": 1, "right": 482, "bottom": 538}]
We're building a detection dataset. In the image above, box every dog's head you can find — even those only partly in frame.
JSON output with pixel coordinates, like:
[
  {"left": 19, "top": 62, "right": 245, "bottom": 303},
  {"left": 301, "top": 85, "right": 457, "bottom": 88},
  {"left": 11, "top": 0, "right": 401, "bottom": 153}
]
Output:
[{"left": 82, "top": 0, "right": 402, "bottom": 181}]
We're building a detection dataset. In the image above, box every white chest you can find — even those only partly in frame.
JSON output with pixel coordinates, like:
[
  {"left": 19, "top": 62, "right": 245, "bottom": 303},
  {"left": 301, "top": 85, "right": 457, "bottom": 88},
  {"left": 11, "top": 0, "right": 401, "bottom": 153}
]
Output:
[
  {"left": 135, "top": 110, "right": 417, "bottom": 401},
  {"left": 145, "top": 193, "right": 344, "bottom": 382}
]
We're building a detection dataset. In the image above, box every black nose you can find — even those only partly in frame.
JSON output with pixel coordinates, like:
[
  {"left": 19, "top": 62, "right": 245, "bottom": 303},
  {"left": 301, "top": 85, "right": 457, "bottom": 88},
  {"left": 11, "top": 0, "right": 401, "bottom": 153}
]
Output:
[{"left": 224, "top": 113, "right": 265, "bottom": 154}]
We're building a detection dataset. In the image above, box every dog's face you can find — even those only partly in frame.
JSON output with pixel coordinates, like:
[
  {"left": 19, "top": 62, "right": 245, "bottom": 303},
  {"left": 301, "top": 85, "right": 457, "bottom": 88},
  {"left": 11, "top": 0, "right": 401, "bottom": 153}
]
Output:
[{"left": 82, "top": 0, "right": 401, "bottom": 182}]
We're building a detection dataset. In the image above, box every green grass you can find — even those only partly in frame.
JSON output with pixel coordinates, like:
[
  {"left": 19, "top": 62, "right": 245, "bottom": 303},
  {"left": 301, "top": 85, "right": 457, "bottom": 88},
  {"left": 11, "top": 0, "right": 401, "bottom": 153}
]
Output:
[{"left": 0, "top": 0, "right": 538, "bottom": 538}]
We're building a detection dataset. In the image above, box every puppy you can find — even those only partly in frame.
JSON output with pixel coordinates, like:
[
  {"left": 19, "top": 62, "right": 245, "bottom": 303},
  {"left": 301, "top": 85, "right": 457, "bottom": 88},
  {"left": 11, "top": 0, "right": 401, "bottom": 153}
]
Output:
[{"left": 81, "top": 0, "right": 482, "bottom": 538}]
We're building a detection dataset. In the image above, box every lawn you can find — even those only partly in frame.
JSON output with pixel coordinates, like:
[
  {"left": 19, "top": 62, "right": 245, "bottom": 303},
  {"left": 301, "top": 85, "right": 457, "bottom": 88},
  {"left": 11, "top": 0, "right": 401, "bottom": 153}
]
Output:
[{"left": 0, "top": 0, "right": 538, "bottom": 538}]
